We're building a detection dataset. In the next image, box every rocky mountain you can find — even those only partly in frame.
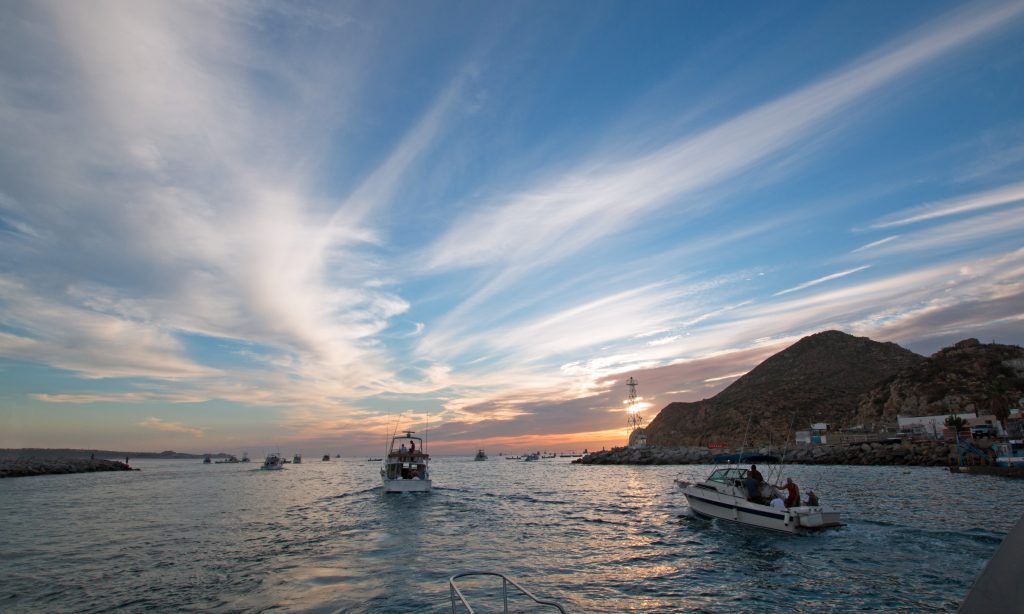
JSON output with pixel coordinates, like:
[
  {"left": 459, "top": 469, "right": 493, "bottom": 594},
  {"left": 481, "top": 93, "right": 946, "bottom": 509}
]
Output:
[
  {"left": 644, "top": 330, "right": 924, "bottom": 447},
  {"left": 855, "top": 338, "right": 1024, "bottom": 426}
]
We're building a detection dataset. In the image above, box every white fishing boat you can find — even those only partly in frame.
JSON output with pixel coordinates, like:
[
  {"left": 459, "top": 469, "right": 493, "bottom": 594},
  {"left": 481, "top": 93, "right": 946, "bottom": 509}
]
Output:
[
  {"left": 474, "top": 449, "right": 487, "bottom": 461},
  {"left": 679, "top": 467, "right": 841, "bottom": 534},
  {"left": 380, "top": 431, "right": 431, "bottom": 493},
  {"left": 523, "top": 452, "right": 540, "bottom": 461},
  {"left": 261, "top": 452, "right": 285, "bottom": 470}
]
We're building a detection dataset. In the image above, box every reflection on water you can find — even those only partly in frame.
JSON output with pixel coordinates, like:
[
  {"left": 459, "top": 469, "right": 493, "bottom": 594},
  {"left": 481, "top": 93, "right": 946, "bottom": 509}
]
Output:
[{"left": 0, "top": 459, "right": 1020, "bottom": 612}]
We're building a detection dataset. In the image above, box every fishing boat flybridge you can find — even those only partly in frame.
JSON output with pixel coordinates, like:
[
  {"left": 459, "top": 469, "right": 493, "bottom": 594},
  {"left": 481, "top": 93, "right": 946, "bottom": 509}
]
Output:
[
  {"left": 381, "top": 431, "right": 431, "bottom": 493},
  {"left": 261, "top": 452, "right": 284, "bottom": 470},
  {"left": 679, "top": 467, "right": 841, "bottom": 534}
]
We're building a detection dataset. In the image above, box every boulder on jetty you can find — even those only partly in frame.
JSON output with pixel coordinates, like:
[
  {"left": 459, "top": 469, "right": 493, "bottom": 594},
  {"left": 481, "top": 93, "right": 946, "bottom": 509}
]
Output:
[
  {"left": 574, "top": 441, "right": 960, "bottom": 467},
  {"left": 0, "top": 457, "right": 133, "bottom": 478}
]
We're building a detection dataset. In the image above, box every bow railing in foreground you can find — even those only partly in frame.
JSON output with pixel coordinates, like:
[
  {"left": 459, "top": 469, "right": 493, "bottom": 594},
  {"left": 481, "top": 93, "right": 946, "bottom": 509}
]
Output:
[{"left": 449, "top": 571, "right": 567, "bottom": 613}]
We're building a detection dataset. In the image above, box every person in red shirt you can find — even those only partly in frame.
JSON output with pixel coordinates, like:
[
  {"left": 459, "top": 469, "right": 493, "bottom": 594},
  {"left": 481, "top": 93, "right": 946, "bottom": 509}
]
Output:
[{"left": 782, "top": 477, "right": 800, "bottom": 508}]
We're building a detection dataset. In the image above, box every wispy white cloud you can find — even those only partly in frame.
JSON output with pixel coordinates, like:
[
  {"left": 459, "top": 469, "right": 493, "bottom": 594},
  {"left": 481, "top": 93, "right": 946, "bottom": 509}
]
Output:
[
  {"left": 139, "top": 417, "right": 204, "bottom": 438},
  {"left": 703, "top": 371, "right": 748, "bottom": 383},
  {"left": 856, "top": 206, "right": 1024, "bottom": 259},
  {"left": 852, "top": 235, "right": 901, "bottom": 253},
  {"left": 774, "top": 266, "right": 872, "bottom": 297},
  {"left": 869, "top": 180, "right": 1024, "bottom": 229}
]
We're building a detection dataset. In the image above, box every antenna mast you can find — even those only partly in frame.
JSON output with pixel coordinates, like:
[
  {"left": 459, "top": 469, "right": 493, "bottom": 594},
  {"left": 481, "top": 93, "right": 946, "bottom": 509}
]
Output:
[{"left": 626, "top": 376, "right": 642, "bottom": 432}]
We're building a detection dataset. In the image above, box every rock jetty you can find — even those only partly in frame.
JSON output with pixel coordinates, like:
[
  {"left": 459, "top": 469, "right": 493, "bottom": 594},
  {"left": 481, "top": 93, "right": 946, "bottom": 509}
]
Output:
[
  {"left": 575, "top": 440, "right": 961, "bottom": 467},
  {"left": 0, "top": 457, "right": 134, "bottom": 478}
]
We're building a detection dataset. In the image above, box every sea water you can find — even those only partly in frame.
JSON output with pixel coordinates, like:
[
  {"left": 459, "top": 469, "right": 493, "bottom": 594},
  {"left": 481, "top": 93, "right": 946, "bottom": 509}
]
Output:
[{"left": 1, "top": 457, "right": 1020, "bottom": 612}]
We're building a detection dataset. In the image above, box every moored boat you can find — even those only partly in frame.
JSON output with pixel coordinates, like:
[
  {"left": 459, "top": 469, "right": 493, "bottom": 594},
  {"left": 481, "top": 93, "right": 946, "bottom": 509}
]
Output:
[
  {"left": 994, "top": 440, "right": 1024, "bottom": 468},
  {"left": 474, "top": 449, "right": 487, "bottom": 461},
  {"left": 380, "top": 431, "right": 431, "bottom": 493},
  {"left": 261, "top": 453, "right": 284, "bottom": 470},
  {"left": 679, "top": 467, "right": 841, "bottom": 534}
]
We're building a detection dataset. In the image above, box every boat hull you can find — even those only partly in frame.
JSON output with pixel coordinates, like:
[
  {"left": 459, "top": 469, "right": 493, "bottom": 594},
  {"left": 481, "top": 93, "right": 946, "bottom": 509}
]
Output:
[
  {"left": 683, "top": 487, "right": 840, "bottom": 534},
  {"left": 381, "top": 477, "right": 432, "bottom": 493}
]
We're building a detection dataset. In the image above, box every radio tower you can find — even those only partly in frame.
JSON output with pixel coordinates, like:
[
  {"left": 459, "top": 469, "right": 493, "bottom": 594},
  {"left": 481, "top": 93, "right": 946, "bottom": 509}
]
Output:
[
  {"left": 625, "top": 376, "right": 647, "bottom": 448},
  {"left": 626, "top": 376, "right": 642, "bottom": 431}
]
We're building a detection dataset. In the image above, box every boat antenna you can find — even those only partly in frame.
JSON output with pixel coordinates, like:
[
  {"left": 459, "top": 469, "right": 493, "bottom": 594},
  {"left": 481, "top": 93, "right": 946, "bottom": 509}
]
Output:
[
  {"left": 425, "top": 412, "right": 430, "bottom": 453},
  {"left": 737, "top": 411, "right": 753, "bottom": 464},
  {"left": 385, "top": 412, "right": 401, "bottom": 457},
  {"left": 769, "top": 415, "right": 796, "bottom": 486}
]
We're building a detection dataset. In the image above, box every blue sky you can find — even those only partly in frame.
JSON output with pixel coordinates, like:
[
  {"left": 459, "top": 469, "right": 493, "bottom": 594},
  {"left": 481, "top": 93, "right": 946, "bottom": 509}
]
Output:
[{"left": 1, "top": 1, "right": 1023, "bottom": 455}]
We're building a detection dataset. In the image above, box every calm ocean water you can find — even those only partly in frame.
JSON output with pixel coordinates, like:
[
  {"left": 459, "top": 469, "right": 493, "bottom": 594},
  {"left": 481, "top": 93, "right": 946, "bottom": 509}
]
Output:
[{"left": 1, "top": 456, "right": 1021, "bottom": 613}]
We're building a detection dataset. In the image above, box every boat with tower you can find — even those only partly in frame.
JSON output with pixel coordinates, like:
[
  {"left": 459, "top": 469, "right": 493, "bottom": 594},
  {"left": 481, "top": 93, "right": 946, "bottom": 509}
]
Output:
[{"left": 380, "top": 430, "right": 431, "bottom": 493}]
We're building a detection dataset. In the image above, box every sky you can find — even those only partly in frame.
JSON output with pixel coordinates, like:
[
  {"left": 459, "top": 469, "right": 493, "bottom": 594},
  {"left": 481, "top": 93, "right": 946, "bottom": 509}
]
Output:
[{"left": 1, "top": 1, "right": 1023, "bottom": 456}]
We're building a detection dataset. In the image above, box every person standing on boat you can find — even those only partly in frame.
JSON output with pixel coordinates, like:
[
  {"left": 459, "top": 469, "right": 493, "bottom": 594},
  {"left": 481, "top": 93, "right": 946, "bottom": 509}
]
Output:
[
  {"left": 748, "top": 465, "right": 764, "bottom": 483},
  {"left": 780, "top": 477, "right": 800, "bottom": 508},
  {"left": 400, "top": 443, "right": 407, "bottom": 455},
  {"left": 409, "top": 440, "right": 415, "bottom": 455}
]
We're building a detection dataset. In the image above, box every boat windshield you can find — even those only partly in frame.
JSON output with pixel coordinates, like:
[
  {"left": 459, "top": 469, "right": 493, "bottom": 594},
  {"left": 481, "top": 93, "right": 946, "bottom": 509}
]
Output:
[{"left": 708, "top": 468, "right": 747, "bottom": 483}]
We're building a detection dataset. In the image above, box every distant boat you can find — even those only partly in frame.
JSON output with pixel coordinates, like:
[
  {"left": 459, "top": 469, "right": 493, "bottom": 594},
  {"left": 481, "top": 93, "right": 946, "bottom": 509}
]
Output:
[
  {"left": 381, "top": 430, "right": 430, "bottom": 493},
  {"left": 367, "top": 458, "right": 382, "bottom": 462},
  {"left": 293, "top": 454, "right": 302, "bottom": 464},
  {"left": 202, "top": 454, "right": 212, "bottom": 464},
  {"left": 322, "top": 454, "right": 331, "bottom": 461},
  {"left": 240, "top": 452, "right": 251, "bottom": 463},
  {"left": 523, "top": 452, "right": 540, "bottom": 462},
  {"left": 215, "top": 455, "right": 239, "bottom": 464},
  {"left": 261, "top": 453, "right": 284, "bottom": 470},
  {"left": 474, "top": 449, "right": 487, "bottom": 461},
  {"left": 335, "top": 454, "right": 340, "bottom": 458}
]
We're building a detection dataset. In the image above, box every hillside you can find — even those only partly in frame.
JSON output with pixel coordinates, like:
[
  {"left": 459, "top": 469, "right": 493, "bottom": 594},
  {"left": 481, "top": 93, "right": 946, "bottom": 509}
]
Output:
[
  {"left": 855, "top": 338, "right": 1024, "bottom": 425},
  {"left": 645, "top": 330, "right": 924, "bottom": 446}
]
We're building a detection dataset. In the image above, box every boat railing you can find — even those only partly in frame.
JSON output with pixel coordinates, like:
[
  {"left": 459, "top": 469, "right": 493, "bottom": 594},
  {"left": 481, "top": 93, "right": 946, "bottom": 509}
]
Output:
[{"left": 449, "top": 572, "right": 566, "bottom": 614}]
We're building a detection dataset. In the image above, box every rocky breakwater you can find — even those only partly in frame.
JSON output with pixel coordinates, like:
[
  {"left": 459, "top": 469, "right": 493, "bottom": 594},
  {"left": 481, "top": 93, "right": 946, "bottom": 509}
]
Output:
[
  {"left": 574, "top": 446, "right": 715, "bottom": 465},
  {"left": 785, "top": 440, "right": 955, "bottom": 466},
  {"left": 575, "top": 440, "right": 959, "bottom": 466},
  {"left": 0, "top": 457, "right": 134, "bottom": 478}
]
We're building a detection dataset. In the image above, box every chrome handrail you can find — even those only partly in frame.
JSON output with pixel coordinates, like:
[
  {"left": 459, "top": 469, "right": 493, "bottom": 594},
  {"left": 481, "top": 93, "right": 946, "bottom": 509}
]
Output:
[{"left": 449, "top": 571, "right": 567, "bottom": 613}]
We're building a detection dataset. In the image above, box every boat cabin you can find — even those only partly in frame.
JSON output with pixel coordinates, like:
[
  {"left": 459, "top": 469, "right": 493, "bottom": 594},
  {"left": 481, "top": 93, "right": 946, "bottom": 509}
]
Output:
[{"left": 383, "top": 431, "right": 429, "bottom": 481}]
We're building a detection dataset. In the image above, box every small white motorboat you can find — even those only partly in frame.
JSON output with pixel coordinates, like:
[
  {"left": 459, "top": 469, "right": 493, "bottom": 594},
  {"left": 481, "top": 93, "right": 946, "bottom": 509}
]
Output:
[
  {"left": 474, "top": 449, "right": 487, "bottom": 461},
  {"left": 381, "top": 431, "right": 431, "bottom": 493},
  {"left": 523, "top": 452, "right": 540, "bottom": 461},
  {"left": 261, "top": 453, "right": 285, "bottom": 470},
  {"left": 680, "top": 467, "right": 841, "bottom": 534}
]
